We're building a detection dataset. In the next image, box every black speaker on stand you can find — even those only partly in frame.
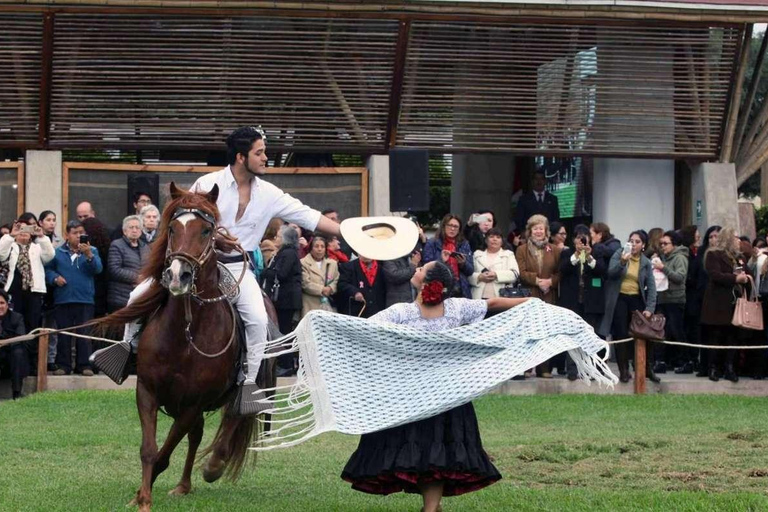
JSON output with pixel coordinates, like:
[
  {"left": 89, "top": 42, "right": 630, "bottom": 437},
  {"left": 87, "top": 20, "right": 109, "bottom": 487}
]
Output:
[
  {"left": 389, "top": 148, "right": 430, "bottom": 212},
  {"left": 127, "top": 174, "right": 159, "bottom": 215}
]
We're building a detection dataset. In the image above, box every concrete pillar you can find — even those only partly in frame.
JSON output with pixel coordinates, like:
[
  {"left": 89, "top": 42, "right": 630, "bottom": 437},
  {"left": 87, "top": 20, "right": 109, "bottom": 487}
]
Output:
[
  {"left": 25, "top": 150, "right": 62, "bottom": 221},
  {"left": 365, "top": 154, "right": 391, "bottom": 216},
  {"left": 451, "top": 154, "right": 516, "bottom": 232},
  {"left": 593, "top": 158, "right": 675, "bottom": 241},
  {"left": 690, "top": 162, "right": 739, "bottom": 232}
]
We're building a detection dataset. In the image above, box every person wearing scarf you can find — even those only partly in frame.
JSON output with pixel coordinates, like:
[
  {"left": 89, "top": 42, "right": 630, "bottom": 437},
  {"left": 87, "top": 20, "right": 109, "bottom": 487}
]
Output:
[
  {"left": 338, "top": 255, "right": 386, "bottom": 318},
  {"left": 515, "top": 214, "right": 561, "bottom": 377},
  {"left": 423, "top": 214, "right": 474, "bottom": 298},
  {"left": 326, "top": 236, "right": 350, "bottom": 263}
]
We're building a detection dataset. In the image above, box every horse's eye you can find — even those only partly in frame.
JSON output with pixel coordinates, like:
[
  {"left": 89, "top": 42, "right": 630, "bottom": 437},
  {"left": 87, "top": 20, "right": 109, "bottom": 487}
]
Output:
[{"left": 202, "top": 228, "right": 211, "bottom": 237}]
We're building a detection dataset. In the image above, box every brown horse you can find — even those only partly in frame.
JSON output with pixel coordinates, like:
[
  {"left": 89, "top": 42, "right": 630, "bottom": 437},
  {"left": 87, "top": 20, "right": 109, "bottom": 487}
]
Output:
[{"left": 100, "top": 183, "right": 274, "bottom": 512}]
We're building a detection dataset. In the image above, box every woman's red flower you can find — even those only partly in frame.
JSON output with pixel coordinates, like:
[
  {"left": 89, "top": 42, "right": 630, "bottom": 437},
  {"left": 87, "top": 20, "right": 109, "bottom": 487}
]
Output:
[{"left": 421, "top": 280, "right": 446, "bottom": 305}]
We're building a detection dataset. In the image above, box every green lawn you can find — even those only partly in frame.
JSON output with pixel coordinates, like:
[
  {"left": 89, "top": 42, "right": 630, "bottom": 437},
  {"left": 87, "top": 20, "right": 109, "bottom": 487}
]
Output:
[{"left": 2, "top": 392, "right": 768, "bottom": 511}]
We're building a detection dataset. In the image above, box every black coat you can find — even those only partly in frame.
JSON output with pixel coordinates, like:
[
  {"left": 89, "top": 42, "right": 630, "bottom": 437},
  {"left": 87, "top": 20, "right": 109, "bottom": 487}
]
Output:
[
  {"left": 515, "top": 191, "right": 560, "bottom": 230},
  {"left": 558, "top": 247, "right": 606, "bottom": 315},
  {"left": 263, "top": 246, "right": 302, "bottom": 311},
  {"left": 0, "top": 310, "right": 25, "bottom": 339},
  {"left": 338, "top": 260, "right": 386, "bottom": 318},
  {"left": 382, "top": 256, "right": 416, "bottom": 307},
  {"left": 107, "top": 237, "right": 150, "bottom": 308}
]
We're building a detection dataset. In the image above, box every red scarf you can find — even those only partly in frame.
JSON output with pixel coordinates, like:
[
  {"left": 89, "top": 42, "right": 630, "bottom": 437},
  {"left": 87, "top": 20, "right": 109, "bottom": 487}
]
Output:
[
  {"left": 442, "top": 237, "right": 460, "bottom": 281},
  {"left": 359, "top": 259, "right": 378, "bottom": 287},
  {"left": 328, "top": 248, "right": 350, "bottom": 263}
]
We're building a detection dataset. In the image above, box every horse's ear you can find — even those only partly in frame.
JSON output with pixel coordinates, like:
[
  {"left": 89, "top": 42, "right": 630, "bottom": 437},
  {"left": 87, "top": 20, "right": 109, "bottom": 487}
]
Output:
[
  {"left": 169, "top": 182, "right": 184, "bottom": 200},
  {"left": 207, "top": 184, "right": 220, "bottom": 204}
]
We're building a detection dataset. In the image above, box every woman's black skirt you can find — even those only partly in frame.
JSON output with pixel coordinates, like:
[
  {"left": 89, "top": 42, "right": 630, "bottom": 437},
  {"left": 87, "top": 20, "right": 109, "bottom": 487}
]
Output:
[{"left": 341, "top": 402, "right": 501, "bottom": 497}]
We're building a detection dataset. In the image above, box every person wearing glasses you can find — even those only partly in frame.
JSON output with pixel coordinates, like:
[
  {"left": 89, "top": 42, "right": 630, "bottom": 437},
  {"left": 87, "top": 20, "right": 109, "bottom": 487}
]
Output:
[
  {"left": 653, "top": 230, "right": 689, "bottom": 376},
  {"left": 599, "top": 230, "right": 658, "bottom": 384},
  {"left": 423, "top": 214, "right": 474, "bottom": 299},
  {"left": 550, "top": 221, "right": 567, "bottom": 251}
]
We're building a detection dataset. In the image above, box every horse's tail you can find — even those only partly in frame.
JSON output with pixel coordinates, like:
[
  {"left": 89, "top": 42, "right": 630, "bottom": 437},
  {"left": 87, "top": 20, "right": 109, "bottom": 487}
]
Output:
[{"left": 199, "top": 403, "right": 260, "bottom": 482}]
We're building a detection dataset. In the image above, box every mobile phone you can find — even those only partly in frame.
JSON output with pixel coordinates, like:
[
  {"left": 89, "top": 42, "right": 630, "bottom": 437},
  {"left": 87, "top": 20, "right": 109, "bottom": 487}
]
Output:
[
  {"left": 20, "top": 224, "right": 36, "bottom": 234},
  {"left": 579, "top": 236, "right": 588, "bottom": 246},
  {"left": 79, "top": 234, "right": 90, "bottom": 245},
  {"left": 734, "top": 266, "right": 744, "bottom": 274},
  {"left": 450, "top": 251, "right": 462, "bottom": 258},
  {"left": 623, "top": 242, "right": 632, "bottom": 256},
  {"left": 481, "top": 268, "right": 489, "bottom": 273},
  {"left": 474, "top": 214, "right": 489, "bottom": 224}
]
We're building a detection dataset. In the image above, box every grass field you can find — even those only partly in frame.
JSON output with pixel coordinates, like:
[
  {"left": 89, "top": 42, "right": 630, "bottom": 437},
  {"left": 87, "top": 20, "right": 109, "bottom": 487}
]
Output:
[{"left": 2, "top": 392, "right": 768, "bottom": 511}]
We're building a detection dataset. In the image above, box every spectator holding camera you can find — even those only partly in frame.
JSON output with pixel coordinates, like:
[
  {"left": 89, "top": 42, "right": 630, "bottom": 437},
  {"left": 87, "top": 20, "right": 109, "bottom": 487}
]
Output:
[
  {"left": 469, "top": 227, "right": 519, "bottom": 300},
  {"left": 464, "top": 210, "right": 495, "bottom": 252},
  {"left": 107, "top": 215, "right": 150, "bottom": 313},
  {"left": 599, "top": 230, "right": 657, "bottom": 384},
  {"left": 45, "top": 220, "right": 103, "bottom": 376},
  {"left": 423, "top": 214, "right": 474, "bottom": 298},
  {"left": 0, "top": 216, "right": 55, "bottom": 332}
]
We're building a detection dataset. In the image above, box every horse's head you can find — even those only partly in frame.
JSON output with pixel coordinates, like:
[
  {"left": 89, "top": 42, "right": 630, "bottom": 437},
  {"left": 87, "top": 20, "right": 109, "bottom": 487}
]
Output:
[{"left": 161, "top": 182, "right": 220, "bottom": 296}]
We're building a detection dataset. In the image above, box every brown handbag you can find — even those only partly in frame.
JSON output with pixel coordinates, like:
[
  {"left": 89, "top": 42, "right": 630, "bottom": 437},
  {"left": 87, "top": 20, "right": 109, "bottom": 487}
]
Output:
[
  {"left": 629, "top": 310, "right": 666, "bottom": 341},
  {"left": 732, "top": 275, "right": 764, "bottom": 331}
]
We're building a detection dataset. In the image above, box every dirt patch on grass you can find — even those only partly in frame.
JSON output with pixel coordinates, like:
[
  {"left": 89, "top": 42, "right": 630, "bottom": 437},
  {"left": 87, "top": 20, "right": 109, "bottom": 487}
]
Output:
[
  {"left": 748, "top": 469, "right": 768, "bottom": 478},
  {"left": 727, "top": 430, "right": 765, "bottom": 442}
]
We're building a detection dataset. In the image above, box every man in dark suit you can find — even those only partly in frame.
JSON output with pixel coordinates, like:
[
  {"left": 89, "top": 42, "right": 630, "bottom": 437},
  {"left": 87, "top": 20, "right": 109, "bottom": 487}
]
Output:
[
  {"left": 338, "top": 256, "right": 386, "bottom": 318},
  {"left": 515, "top": 170, "right": 560, "bottom": 231}
]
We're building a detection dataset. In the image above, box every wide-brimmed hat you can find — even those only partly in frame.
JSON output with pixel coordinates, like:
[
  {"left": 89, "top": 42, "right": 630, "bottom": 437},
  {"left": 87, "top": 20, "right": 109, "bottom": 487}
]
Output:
[{"left": 340, "top": 216, "right": 419, "bottom": 261}]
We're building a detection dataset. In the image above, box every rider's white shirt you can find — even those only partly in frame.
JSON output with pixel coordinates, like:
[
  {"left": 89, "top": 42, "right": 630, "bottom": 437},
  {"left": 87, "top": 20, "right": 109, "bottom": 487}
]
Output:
[{"left": 191, "top": 165, "right": 321, "bottom": 252}]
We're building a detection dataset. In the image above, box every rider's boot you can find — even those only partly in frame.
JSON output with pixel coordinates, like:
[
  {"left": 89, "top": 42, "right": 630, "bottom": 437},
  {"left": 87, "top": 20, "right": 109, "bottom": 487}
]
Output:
[{"left": 89, "top": 321, "right": 140, "bottom": 385}]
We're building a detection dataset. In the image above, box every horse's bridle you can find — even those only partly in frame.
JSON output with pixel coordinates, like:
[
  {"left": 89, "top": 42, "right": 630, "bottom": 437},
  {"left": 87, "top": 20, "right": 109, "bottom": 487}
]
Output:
[{"left": 162, "top": 207, "right": 247, "bottom": 358}]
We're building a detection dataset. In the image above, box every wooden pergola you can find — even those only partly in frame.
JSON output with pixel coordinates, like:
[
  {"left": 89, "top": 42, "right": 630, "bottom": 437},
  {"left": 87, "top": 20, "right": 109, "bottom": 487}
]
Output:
[{"left": 1, "top": 0, "right": 768, "bottom": 161}]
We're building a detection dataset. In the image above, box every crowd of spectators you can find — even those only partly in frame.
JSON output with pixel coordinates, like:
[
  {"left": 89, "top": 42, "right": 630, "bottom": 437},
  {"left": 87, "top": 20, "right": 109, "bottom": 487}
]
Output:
[{"left": 2, "top": 176, "right": 768, "bottom": 395}]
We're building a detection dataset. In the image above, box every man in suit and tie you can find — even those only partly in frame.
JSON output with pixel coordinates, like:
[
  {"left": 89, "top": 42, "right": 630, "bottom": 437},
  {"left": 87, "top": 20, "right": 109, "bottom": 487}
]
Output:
[{"left": 515, "top": 170, "right": 560, "bottom": 231}]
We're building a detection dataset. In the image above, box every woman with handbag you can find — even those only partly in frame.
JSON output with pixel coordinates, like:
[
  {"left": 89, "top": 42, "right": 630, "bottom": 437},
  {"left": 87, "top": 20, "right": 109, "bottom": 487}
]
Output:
[
  {"left": 598, "top": 230, "right": 658, "bottom": 384},
  {"left": 469, "top": 228, "right": 519, "bottom": 300},
  {"left": 516, "top": 214, "right": 561, "bottom": 378},
  {"left": 301, "top": 236, "right": 340, "bottom": 316},
  {"left": 701, "top": 226, "right": 751, "bottom": 383}
]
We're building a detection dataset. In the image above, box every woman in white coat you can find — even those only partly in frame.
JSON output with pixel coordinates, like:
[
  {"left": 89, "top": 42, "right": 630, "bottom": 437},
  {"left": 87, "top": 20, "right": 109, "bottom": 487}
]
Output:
[
  {"left": 0, "top": 219, "right": 55, "bottom": 331},
  {"left": 469, "top": 228, "right": 520, "bottom": 300}
]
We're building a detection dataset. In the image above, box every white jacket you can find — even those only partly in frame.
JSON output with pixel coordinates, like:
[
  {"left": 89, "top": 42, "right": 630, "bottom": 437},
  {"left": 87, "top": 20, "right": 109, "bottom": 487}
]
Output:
[
  {"left": 468, "top": 249, "right": 520, "bottom": 300},
  {"left": 0, "top": 234, "right": 55, "bottom": 294}
]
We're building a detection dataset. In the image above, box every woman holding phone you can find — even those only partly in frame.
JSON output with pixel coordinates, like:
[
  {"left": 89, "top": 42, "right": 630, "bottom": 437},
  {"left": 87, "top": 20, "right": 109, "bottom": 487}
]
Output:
[
  {"left": 599, "top": 230, "right": 658, "bottom": 383},
  {"left": 423, "top": 214, "right": 474, "bottom": 298}
]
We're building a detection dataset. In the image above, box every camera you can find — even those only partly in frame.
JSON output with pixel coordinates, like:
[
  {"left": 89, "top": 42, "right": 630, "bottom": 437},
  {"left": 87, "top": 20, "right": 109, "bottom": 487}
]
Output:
[
  {"left": 19, "top": 224, "right": 36, "bottom": 234},
  {"left": 79, "top": 234, "right": 90, "bottom": 245},
  {"left": 450, "top": 251, "right": 462, "bottom": 258},
  {"left": 579, "top": 236, "right": 588, "bottom": 246}
]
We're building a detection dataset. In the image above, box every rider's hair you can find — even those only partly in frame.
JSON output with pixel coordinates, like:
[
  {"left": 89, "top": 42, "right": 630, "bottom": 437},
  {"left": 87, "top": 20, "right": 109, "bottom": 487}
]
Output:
[{"left": 226, "top": 126, "right": 264, "bottom": 166}]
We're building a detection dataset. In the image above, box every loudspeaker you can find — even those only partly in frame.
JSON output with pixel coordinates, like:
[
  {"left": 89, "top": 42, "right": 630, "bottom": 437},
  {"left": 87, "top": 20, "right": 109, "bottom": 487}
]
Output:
[
  {"left": 389, "top": 148, "right": 430, "bottom": 212},
  {"left": 127, "top": 174, "right": 159, "bottom": 215}
]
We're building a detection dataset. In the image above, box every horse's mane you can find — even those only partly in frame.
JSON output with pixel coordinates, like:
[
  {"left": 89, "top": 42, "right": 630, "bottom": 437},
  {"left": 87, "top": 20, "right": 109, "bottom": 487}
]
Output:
[{"left": 97, "top": 185, "right": 221, "bottom": 328}]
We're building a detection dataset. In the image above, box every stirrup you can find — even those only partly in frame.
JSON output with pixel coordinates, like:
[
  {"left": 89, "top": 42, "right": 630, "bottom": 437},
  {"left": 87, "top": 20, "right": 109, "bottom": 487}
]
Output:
[
  {"left": 236, "top": 382, "right": 270, "bottom": 416},
  {"left": 89, "top": 341, "right": 132, "bottom": 385}
]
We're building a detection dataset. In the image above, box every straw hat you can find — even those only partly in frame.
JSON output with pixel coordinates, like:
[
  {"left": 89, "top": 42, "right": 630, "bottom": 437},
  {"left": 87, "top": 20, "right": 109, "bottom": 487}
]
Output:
[{"left": 340, "top": 216, "right": 419, "bottom": 261}]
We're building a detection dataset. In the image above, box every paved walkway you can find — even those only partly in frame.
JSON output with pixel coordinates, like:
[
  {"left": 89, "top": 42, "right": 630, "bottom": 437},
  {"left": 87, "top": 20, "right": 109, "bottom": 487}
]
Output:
[{"left": 4, "top": 363, "right": 768, "bottom": 399}]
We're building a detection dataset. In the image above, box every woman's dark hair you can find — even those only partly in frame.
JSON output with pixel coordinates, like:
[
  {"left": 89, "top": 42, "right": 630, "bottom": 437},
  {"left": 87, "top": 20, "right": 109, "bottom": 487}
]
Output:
[
  {"left": 663, "top": 230, "right": 682, "bottom": 246},
  {"left": 573, "top": 224, "right": 590, "bottom": 240},
  {"left": 679, "top": 225, "right": 698, "bottom": 249},
  {"left": 226, "top": 126, "right": 264, "bottom": 166},
  {"left": 39, "top": 210, "right": 56, "bottom": 223},
  {"left": 629, "top": 229, "right": 648, "bottom": 246},
  {"left": 484, "top": 227, "right": 504, "bottom": 239},
  {"left": 0, "top": 289, "right": 9, "bottom": 305},
  {"left": 550, "top": 221, "right": 564, "bottom": 238},
  {"left": 590, "top": 222, "right": 612, "bottom": 241},
  {"left": 700, "top": 225, "right": 721, "bottom": 254},
  {"left": 424, "top": 261, "right": 454, "bottom": 303},
  {"left": 435, "top": 214, "right": 465, "bottom": 245},
  {"left": 18, "top": 212, "right": 37, "bottom": 225}
]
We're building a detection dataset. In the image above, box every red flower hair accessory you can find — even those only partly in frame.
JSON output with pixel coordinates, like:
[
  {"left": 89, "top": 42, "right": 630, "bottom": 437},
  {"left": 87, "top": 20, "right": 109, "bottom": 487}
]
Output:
[{"left": 421, "top": 280, "right": 447, "bottom": 305}]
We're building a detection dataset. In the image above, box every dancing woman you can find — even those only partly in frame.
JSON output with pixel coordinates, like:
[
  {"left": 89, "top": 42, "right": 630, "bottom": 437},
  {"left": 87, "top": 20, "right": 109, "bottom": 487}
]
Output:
[{"left": 341, "top": 261, "right": 528, "bottom": 512}]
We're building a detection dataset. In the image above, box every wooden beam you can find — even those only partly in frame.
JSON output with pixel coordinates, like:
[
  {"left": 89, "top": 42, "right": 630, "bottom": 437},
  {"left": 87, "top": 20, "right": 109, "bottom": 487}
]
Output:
[
  {"left": 37, "top": 12, "right": 54, "bottom": 148},
  {"left": 385, "top": 20, "right": 411, "bottom": 150},
  {"left": 733, "top": 29, "right": 768, "bottom": 161},
  {"left": 721, "top": 24, "right": 753, "bottom": 163},
  {"left": 17, "top": 162, "right": 24, "bottom": 216}
]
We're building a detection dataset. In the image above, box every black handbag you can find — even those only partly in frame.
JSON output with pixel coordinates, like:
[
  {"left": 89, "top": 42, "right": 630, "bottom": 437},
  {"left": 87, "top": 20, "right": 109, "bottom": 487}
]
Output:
[{"left": 498, "top": 270, "right": 531, "bottom": 298}]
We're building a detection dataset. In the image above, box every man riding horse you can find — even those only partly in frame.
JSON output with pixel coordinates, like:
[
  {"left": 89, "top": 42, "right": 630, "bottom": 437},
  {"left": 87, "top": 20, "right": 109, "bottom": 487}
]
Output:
[{"left": 92, "top": 126, "right": 341, "bottom": 401}]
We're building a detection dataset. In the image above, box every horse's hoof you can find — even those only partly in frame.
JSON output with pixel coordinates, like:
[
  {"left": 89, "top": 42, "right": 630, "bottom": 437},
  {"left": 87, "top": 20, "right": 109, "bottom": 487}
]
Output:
[
  {"left": 138, "top": 505, "right": 151, "bottom": 512},
  {"left": 168, "top": 485, "right": 191, "bottom": 496},
  {"left": 202, "top": 458, "right": 226, "bottom": 483}
]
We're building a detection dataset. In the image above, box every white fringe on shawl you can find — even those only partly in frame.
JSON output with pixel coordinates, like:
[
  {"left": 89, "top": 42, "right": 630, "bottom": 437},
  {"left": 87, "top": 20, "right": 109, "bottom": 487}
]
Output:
[{"left": 250, "top": 298, "right": 616, "bottom": 451}]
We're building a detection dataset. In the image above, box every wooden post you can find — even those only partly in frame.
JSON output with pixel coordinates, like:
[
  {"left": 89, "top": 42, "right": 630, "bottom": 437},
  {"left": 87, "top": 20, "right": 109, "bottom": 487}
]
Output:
[
  {"left": 37, "top": 334, "right": 49, "bottom": 393},
  {"left": 721, "top": 24, "right": 753, "bottom": 163},
  {"left": 634, "top": 338, "right": 646, "bottom": 395}
]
